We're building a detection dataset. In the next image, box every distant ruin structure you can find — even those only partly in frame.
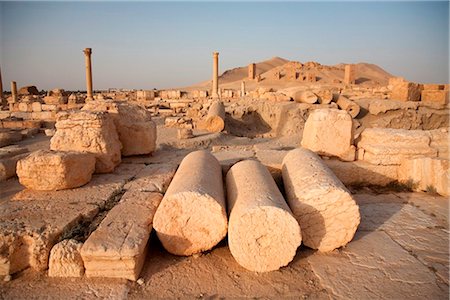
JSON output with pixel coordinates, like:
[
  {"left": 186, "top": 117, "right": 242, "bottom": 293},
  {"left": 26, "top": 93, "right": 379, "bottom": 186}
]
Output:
[
  {"left": 248, "top": 63, "right": 256, "bottom": 80},
  {"left": 344, "top": 64, "right": 355, "bottom": 85}
]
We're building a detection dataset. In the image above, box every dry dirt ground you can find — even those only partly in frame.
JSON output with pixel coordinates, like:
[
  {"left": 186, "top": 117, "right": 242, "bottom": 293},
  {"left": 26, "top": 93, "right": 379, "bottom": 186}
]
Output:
[{"left": 0, "top": 128, "right": 448, "bottom": 299}]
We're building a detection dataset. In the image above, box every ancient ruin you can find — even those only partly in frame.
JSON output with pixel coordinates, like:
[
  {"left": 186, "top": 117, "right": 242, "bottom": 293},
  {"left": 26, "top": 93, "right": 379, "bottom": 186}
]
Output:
[{"left": 0, "top": 2, "right": 448, "bottom": 298}]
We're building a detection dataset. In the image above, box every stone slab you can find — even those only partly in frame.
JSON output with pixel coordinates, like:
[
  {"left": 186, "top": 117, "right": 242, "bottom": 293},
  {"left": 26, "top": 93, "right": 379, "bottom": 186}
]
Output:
[
  {"left": 81, "top": 191, "right": 162, "bottom": 281},
  {"left": 124, "top": 163, "right": 177, "bottom": 193},
  {"left": 307, "top": 231, "right": 444, "bottom": 299},
  {"left": 0, "top": 164, "right": 142, "bottom": 275}
]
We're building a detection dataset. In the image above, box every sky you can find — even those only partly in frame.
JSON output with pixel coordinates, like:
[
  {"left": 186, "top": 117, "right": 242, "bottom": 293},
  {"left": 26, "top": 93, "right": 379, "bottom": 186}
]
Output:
[{"left": 0, "top": 1, "right": 448, "bottom": 91}]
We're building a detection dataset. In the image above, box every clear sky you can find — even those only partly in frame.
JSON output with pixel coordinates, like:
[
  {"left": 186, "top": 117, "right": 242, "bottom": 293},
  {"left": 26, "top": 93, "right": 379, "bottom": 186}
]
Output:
[{"left": 0, "top": 1, "right": 448, "bottom": 91}]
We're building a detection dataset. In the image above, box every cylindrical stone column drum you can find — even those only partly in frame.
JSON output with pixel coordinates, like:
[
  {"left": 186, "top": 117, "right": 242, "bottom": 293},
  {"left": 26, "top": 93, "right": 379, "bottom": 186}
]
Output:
[
  {"left": 226, "top": 159, "right": 302, "bottom": 272},
  {"left": 282, "top": 148, "right": 360, "bottom": 252},
  {"left": 153, "top": 150, "right": 227, "bottom": 256}
]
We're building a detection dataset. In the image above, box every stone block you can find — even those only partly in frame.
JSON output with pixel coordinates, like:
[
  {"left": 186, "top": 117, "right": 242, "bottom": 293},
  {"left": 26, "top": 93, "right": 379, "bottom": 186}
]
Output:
[
  {"left": 48, "top": 239, "right": 84, "bottom": 277},
  {"left": 50, "top": 111, "right": 122, "bottom": 173},
  {"left": 398, "top": 157, "right": 449, "bottom": 196},
  {"left": 421, "top": 90, "right": 449, "bottom": 106},
  {"left": 301, "top": 108, "right": 356, "bottom": 161},
  {"left": 17, "top": 150, "right": 96, "bottom": 191},
  {"left": 357, "top": 128, "right": 437, "bottom": 165},
  {"left": 81, "top": 191, "right": 162, "bottom": 281},
  {"left": 82, "top": 100, "right": 156, "bottom": 156}
]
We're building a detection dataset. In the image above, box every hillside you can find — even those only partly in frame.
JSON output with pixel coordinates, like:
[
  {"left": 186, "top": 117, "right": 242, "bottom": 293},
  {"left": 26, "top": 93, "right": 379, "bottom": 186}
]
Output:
[{"left": 183, "top": 57, "right": 393, "bottom": 91}]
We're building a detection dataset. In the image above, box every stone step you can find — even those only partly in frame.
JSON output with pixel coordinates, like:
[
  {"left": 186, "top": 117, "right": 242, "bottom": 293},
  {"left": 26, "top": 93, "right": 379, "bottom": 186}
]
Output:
[{"left": 81, "top": 191, "right": 162, "bottom": 281}]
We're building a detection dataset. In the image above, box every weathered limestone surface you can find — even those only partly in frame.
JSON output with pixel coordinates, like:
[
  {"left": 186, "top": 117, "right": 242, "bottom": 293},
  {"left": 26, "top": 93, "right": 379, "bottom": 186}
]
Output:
[
  {"left": 282, "top": 148, "right": 360, "bottom": 251},
  {"left": 398, "top": 157, "right": 449, "bottom": 196},
  {"left": 307, "top": 231, "right": 445, "bottom": 299},
  {"left": 301, "top": 109, "right": 356, "bottom": 161},
  {"left": 314, "top": 89, "right": 333, "bottom": 104},
  {"left": 50, "top": 111, "right": 122, "bottom": 173},
  {"left": 368, "top": 99, "right": 419, "bottom": 115},
  {"left": 0, "top": 154, "right": 28, "bottom": 182},
  {"left": 212, "top": 149, "right": 255, "bottom": 173},
  {"left": 421, "top": 90, "right": 449, "bottom": 106},
  {"left": 292, "top": 90, "right": 317, "bottom": 104},
  {"left": 390, "top": 79, "right": 423, "bottom": 101},
  {"left": 17, "top": 150, "right": 96, "bottom": 191},
  {"left": 48, "top": 239, "right": 84, "bottom": 277},
  {"left": 205, "top": 101, "right": 225, "bottom": 133},
  {"left": 324, "top": 159, "right": 398, "bottom": 186},
  {"left": 226, "top": 160, "right": 301, "bottom": 272},
  {"left": 357, "top": 128, "right": 437, "bottom": 165},
  {"left": 81, "top": 191, "right": 162, "bottom": 281},
  {"left": 428, "top": 128, "right": 449, "bottom": 158},
  {"left": 335, "top": 95, "right": 360, "bottom": 118},
  {"left": 82, "top": 100, "right": 157, "bottom": 156},
  {"left": 0, "top": 164, "right": 142, "bottom": 275},
  {"left": 124, "top": 163, "right": 177, "bottom": 193},
  {"left": 153, "top": 150, "right": 227, "bottom": 256}
]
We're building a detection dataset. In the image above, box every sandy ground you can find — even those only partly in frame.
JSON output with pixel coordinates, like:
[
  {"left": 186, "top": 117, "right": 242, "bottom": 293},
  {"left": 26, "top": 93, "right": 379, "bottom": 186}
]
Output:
[{"left": 0, "top": 129, "right": 448, "bottom": 299}]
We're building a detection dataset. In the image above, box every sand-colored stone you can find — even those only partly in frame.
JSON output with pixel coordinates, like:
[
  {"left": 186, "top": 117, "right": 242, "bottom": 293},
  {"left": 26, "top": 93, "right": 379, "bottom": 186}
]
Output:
[
  {"left": 50, "top": 111, "right": 122, "bottom": 173},
  {"left": 428, "top": 128, "right": 448, "bottom": 158},
  {"left": 292, "top": 90, "right": 317, "bottom": 104},
  {"left": 82, "top": 100, "right": 157, "bottom": 156},
  {"left": 398, "top": 157, "right": 449, "bottom": 196},
  {"left": 212, "top": 149, "right": 255, "bottom": 173},
  {"left": 336, "top": 95, "right": 360, "bottom": 118},
  {"left": 357, "top": 128, "right": 437, "bottom": 165},
  {"left": 10, "top": 81, "right": 18, "bottom": 103},
  {"left": 301, "top": 108, "right": 356, "bottom": 161},
  {"left": 83, "top": 48, "right": 93, "bottom": 101},
  {"left": 323, "top": 159, "right": 398, "bottom": 186},
  {"left": 248, "top": 63, "right": 256, "bottom": 80},
  {"left": 391, "top": 79, "right": 423, "bottom": 101},
  {"left": 212, "top": 52, "right": 219, "bottom": 98},
  {"left": 282, "top": 148, "right": 360, "bottom": 251},
  {"left": 177, "top": 128, "right": 193, "bottom": 139},
  {"left": 48, "top": 239, "right": 84, "bottom": 277},
  {"left": 205, "top": 100, "right": 225, "bottom": 133},
  {"left": 17, "top": 150, "right": 96, "bottom": 191},
  {"left": 314, "top": 89, "right": 333, "bottom": 104},
  {"left": 124, "top": 163, "right": 177, "bottom": 193},
  {"left": 226, "top": 159, "right": 301, "bottom": 272},
  {"left": 421, "top": 89, "right": 449, "bottom": 106},
  {"left": 368, "top": 99, "right": 419, "bottom": 115},
  {"left": 0, "top": 153, "right": 28, "bottom": 182},
  {"left": 153, "top": 150, "right": 227, "bottom": 256},
  {"left": 0, "top": 164, "right": 142, "bottom": 275},
  {"left": 344, "top": 64, "right": 355, "bottom": 85},
  {"left": 81, "top": 191, "right": 162, "bottom": 281}
]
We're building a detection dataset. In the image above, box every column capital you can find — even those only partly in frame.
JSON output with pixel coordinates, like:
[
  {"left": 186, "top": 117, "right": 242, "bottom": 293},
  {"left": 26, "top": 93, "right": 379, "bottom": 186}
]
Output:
[
  {"left": 83, "top": 48, "right": 92, "bottom": 56},
  {"left": 213, "top": 51, "right": 219, "bottom": 57}
]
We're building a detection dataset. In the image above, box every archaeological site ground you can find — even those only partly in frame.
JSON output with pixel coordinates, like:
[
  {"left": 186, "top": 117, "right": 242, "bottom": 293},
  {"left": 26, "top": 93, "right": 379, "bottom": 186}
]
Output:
[{"left": 0, "top": 2, "right": 449, "bottom": 299}]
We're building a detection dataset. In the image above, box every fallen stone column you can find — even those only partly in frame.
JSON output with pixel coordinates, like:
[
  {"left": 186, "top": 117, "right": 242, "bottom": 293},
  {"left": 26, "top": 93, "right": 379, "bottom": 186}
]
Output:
[
  {"left": 336, "top": 95, "right": 360, "bottom": 118},
  {"left": 292, "top": 90, "right": 317, "bottom": 104},
  {"left": 282, "top": 148, "right": 360, "bottom": 252},
  {"left": 81, "top": 191, "right": 163, "bottom": 281},
  {"left": 314, "top": 89, "right": 334, "bottom": 104},
  {"left": 205, "top": 101, "right": 226, "bottom": 132},
  {"left": 153, "top": 150, "right": 227, "bottom": 256},
  {"left": 226, "top": 159, "right": 301, "bottom": 272}
]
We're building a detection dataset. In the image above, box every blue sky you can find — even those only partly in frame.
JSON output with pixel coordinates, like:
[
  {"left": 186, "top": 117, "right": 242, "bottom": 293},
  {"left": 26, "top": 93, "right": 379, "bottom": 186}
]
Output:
[{"left": 0, "top": 1, "right": 448, "bottom": 90}]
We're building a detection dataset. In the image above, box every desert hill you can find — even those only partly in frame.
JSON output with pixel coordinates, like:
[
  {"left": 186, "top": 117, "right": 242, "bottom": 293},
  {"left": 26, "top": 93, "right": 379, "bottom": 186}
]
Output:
[{"left": 183, "top": 57, "right": 393, "bottom": 91}]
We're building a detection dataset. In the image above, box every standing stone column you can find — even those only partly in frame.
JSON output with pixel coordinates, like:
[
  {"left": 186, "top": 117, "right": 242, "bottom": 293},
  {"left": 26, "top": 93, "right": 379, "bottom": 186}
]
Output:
[
  {"left": 241, "top": 81, "right": 246, "bottom": 97},
  {"left": 83, "top": 48, "right": 93, "bottom": 101},
  {"left": 0, "top": 66, "right": 3, "bottom": 106},
  {"left": 11, "top": 81, "right": 18, "bottom": 103},
  {"left": 344, "top": 64, "right": 355, "bottom": 85},
  {"left": 212, "top": 52, "right": 219, "bottom": 98},
  {"left": 248, "top": 63, "right": 256, "bottom": 80}
]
